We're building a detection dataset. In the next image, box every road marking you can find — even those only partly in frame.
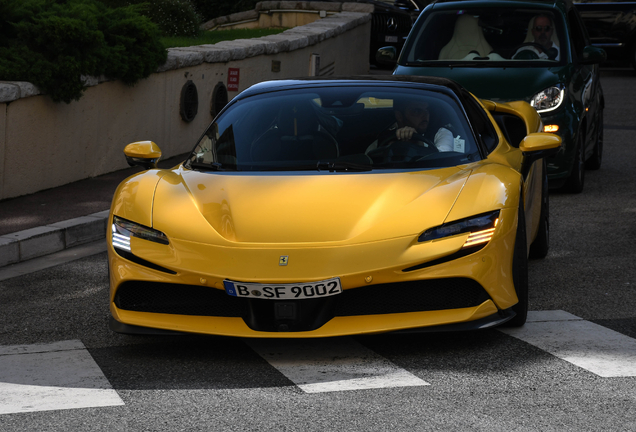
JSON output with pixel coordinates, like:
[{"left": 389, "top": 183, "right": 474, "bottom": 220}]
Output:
[
  {"left": 500, "top": 310, "right": 636, "bottom": 377},
  {"left": 246, "top": 337, "right": 429, "bottom": 393},
  {"left": 0, "top": 340, "right": 124, "bottom": 414}
]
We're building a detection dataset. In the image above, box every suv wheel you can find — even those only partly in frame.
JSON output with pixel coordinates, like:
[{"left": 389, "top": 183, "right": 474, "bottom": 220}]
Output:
[
  {"left": 564, "top": 132, "right": 586, "bottom": 194},
  {"left": 586, "top": 109, "right": 603, "bottom": 170}
]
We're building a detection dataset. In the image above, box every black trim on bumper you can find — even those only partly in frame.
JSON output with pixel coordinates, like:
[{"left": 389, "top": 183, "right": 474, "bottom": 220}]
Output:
[
  {"left": 393, "top": 308, "right": 516, "bottom": 334},
  {"left": 402, "top": 244, "right": 486, "bottom": 272},
  {"left": 114, "top": 248, "right": 176, "bottom": 275},
  {"left": 109, "top": 316, "right": 189, "bottom": 335}
]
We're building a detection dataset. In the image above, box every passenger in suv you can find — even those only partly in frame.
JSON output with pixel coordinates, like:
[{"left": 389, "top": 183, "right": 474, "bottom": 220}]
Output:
[{"left": 378, "top": 0, "right": 606, "bottom": 192}]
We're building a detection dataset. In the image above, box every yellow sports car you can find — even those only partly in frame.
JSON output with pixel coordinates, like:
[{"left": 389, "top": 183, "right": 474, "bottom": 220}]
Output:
[{"left": 108, "top": 76, "right": 561, "bottom": 337}]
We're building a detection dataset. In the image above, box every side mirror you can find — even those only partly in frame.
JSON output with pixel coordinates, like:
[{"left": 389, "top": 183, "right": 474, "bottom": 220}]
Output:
[
  {"left": 124, "top": 141, "right": 162, "bottom": 170},
  {"left": 580, "top": 46, "right": 606, "bottom": 65},
  {"left": 376, "top": 46, "right": 398, "bottom": 67},
  {"left": 519, "top": 133, "right": 561, "bottom": 177}
]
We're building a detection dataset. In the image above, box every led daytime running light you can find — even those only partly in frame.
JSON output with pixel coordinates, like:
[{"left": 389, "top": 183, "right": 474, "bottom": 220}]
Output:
[
  {"left": 111, "top": 216, "right": 169, "bottom": 252},
  {"left": 419, "top": 211, "right": 500, "bottom": 244},
  {"left": 112, "top": 225, "right": 132, "bottom": 251},
  {"left": 462, "top": 227, "right": 496, "bottom": 248}
]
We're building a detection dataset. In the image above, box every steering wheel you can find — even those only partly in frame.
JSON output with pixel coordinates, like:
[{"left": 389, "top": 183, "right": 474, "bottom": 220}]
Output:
[
  {"left": 378, "top": 132, "right": 438, "bottom": 151},
  {"left": 370, "top": 132, "right": 439, "bottom": 163},
  {"left": 512, "top": 42, "right": 547, "bottom": 59}
]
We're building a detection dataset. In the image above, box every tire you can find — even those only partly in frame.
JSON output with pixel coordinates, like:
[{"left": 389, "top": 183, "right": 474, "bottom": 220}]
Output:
[
  {"left": 504, "top": 201, "right": 529, "bottom": 327},
  {"left": 563, "top": 131, "right": 586, "bottom": 194},
  {"left": 529, "top": 161, "right": 549, "bottom": 259},
  {"left": 586, "top": 108, "right": 603, "bottom": 170}
]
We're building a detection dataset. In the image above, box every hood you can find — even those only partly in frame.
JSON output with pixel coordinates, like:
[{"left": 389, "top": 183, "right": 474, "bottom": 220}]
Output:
[
  {"left": 151, "top": 167, "right": 472, "bottom": 245},
  {"left": 395, "top": 64, "right": 569, "bottom": 101}
]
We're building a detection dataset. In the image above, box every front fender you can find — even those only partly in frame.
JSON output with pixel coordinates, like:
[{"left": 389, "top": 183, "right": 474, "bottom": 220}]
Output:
[
  {"left": 110, "top": 169, "right": 168, "bottom": 227},
  {"left": 446, "top": 163, "right": 522, "bottom": 223}
]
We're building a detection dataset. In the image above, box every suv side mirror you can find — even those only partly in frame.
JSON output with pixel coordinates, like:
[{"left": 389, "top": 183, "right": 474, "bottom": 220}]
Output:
[
  {"left": 376, "top": 46, "right": 398, "bottom": 67},
  {"left": 580, "top": 46, "right": 606, "bottom": 65},
  {"left": 124, "top": 141, "right": 162, "bottom": 169}
]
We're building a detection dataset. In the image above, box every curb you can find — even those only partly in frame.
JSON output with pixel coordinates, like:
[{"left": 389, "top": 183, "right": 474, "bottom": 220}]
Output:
[{"left": 0, "top": 210, "right": 110, "bottom": 267}]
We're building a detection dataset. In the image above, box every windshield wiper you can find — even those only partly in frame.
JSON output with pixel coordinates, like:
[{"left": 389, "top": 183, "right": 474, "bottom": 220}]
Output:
[
  {"left": 189, "top": 161, "right": 234, "bottom": 171},
  {"left": 316, "top": 161, "right": 372, "bottom": 172}
]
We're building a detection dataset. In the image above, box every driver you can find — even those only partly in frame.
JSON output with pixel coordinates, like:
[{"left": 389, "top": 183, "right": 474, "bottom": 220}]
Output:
[
  {"left": 366, "top": 98, "right": 454, "bottom": 154},
  {"left": 515, "top": 14, "right": 560, "bottom": 60}
]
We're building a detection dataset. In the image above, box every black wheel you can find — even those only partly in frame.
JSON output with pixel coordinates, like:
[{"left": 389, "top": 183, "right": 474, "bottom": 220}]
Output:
[
  {"left": 586, "top": 108, "right": 603, "bottom": 170},
  {"left": 504, "top": 201, "right": 529, "bottom": 327},
  {"left": 564, "top": 131, "right": 585, "bottom": 194},
  {"left": 529, "top": 161, "right": 549, "bottom": 259}
]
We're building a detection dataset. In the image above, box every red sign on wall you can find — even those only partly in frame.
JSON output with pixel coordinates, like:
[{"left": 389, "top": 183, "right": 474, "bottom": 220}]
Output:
[{"left": 227, "top": 68, "right": 240, "bottom": 91}]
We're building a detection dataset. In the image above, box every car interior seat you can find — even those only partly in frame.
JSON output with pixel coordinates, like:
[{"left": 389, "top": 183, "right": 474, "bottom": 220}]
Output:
[
  {"left": 438, "top": 14, "right": 493, "bottom": 60},
  {"left": 251, "top": 101, "right": 339, "bottom": 162}
]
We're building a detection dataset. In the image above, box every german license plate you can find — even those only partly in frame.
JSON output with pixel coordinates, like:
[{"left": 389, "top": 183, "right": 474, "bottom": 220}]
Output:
[
  {"left": 223, "top": 278, "right": 342, "bottom": 300},
  {"left": 385, "top": 36, "right": 398, "bottom": 43}
]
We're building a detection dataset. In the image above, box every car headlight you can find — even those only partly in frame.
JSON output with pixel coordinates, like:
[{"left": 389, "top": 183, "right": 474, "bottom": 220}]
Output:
[
  {"left": 530, "top": 85, "right": 565, "bottom": 113},
  {"left": 111, "top": 216, "right": 169, "bottom": 251},
  {"left": 419, "top": 211, "right": 500, "bottom": 248}
]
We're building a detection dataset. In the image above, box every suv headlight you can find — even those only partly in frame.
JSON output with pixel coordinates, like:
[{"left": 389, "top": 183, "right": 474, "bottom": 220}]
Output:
[
  {"left": 111, "top": 215, "right": 169, "bottom": 251},
  {"left": 530, "top": 85, "right": 565, "bottom": 113},
  {"left": 419, "top": 211, "right": 500, "bottom": 248}
]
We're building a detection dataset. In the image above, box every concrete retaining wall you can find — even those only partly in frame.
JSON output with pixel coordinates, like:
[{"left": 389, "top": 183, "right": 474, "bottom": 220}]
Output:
[{"left": 0, "top": 6, "right": 371, "bottom": 200}]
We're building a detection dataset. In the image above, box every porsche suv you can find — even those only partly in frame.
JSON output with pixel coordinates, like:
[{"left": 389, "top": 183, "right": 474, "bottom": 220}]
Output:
[{"left": 380, "top": 0, "right": 606, "bottom": 192}]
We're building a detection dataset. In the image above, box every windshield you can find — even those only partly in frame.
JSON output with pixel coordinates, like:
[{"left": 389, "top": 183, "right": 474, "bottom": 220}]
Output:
[
  {"left": 404, "top": 8, "right": 567, "bottom": 65},
  {"left": 185, "top": 86, "right": 481, "bottom": 172}
]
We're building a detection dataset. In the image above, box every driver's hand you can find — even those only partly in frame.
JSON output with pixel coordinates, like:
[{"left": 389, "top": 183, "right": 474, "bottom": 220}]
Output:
[{"left": 396, "top": 126, "right": 417, "bottom": 141}]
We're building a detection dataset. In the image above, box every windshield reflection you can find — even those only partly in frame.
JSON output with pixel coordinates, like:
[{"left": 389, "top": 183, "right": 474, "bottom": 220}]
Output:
[{"left": 186, "top": 87, "right": 481, "bottom": 172}]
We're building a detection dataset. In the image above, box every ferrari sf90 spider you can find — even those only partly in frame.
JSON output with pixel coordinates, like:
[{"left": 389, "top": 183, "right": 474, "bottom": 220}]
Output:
[{"left": 108, "top": 76, "right": 561, "bottom": 337}]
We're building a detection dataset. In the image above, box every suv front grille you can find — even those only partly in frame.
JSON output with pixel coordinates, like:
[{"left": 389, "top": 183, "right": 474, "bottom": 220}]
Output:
[{"left": 372, "top": 12, "right": 412, "bottom": 35}]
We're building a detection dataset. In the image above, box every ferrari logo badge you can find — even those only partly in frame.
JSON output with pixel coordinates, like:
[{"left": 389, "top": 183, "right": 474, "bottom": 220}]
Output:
[{"left": 279, "top": 256, "right": 289, "bottom": 266}]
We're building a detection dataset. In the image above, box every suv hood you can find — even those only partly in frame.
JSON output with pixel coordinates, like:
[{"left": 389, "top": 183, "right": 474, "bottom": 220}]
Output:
[{"left": 395, "top": 64, "right": 568, "bottom": 101}]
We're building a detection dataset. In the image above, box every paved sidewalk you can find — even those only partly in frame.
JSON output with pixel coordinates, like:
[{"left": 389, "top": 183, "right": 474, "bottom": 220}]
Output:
[{"left": 0, "top": 153, "right": 188, "bottom": 267}]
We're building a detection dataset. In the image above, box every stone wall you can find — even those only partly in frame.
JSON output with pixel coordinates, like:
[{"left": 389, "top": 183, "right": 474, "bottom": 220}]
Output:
[{"left": 0, "top": 4, "right": 371, "bottom": 200}]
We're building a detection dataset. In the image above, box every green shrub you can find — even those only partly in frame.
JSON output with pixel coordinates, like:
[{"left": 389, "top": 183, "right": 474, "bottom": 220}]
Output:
[
  {"left": 99, "top": 0, "right": 202, "bottom": 37},
  {"left": 0, "top": 0, "right": 167, "bottom": 103},
  {"left": 139, "top": 0, "right": 201, "bottom": 37}
]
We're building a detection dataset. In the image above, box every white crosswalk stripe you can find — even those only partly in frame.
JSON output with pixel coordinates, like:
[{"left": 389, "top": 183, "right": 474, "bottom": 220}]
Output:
[
  {"left": 246, "top": 337, "right": 430, "bottom": 393},
  {"left": 500, "top": 310, "right": 636, "bottom": 377},
  {"left": 0, "top": 340, "right": 124, "bottom": 414},
  {"left": 3, "top": 310, "right": 636, "bottom": 414}
]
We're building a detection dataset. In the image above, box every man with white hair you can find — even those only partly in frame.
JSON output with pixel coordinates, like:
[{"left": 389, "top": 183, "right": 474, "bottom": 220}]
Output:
[{"left": 515, "top": 14, "right": 560, "bottom": 60}]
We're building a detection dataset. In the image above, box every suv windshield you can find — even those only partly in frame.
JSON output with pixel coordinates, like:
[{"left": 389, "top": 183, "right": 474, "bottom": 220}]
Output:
[
  {"left": 404, "top": 7, "right": 567, "bottom": 65},
  {"left": 185, "top": 86, "right": 481, "bottom": 172}
]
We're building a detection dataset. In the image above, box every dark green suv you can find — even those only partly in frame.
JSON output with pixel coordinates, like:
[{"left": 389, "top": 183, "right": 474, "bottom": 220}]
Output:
[{"left": 379, "top": 0, "right": 606, "bottom": 192}]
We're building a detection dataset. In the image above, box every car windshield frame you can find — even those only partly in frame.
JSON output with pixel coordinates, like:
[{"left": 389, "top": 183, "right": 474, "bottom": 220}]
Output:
[
  {"left": 401, "top": 5, "right": 569, "bottom": 67},
  {"left": 184, "top": 84, "right": 485, "bottom": 173}
]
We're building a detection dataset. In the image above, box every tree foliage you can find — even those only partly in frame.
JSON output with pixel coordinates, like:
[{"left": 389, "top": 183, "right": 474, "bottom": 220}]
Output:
[
  {"left": 100, "top": 0, "right": 202, "bottom": 37},
  {"left": 0, "top": 0, "right": 167, "bottom": 103}
]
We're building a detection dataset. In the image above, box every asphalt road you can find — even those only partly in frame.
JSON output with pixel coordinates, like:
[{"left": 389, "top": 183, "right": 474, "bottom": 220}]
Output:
[{"left": 0, "top": 68, "right": 635, "bottom": 431}]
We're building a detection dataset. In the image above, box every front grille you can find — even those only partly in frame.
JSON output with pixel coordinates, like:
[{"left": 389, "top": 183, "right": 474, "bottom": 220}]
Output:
[
  {"left": 334, "top": 278, "right": 490, "bottom": 316},
  {"left": 114, "top": 278, "right": 491, "bottom": 331},
  {"left": 114, "top": 281, "right": 244, "bottom": 317},
  {"left": 372, "top": 12, "right": 412, "bottom": 35}
]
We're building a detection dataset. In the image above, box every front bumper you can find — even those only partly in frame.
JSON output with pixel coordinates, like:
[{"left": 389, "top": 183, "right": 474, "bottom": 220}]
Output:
[{"left": 108, "top": 207, "right": 519, "bottom": 337}]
